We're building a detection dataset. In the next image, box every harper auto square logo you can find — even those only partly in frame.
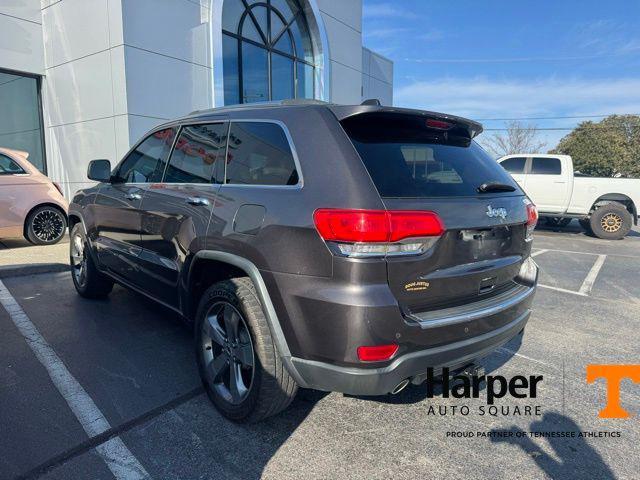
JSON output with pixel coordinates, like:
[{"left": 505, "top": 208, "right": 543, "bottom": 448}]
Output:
[
  {"left": 486, "top": 205, "right": 508, "bottom": 220},
  {"left": 586, "top": 365, "right": 640, "bottom": 418}
]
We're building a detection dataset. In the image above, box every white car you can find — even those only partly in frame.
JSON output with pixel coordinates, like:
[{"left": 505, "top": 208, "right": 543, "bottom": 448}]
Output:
[{"left": 497, "top": 154, "right": 640, "bottom": 239}]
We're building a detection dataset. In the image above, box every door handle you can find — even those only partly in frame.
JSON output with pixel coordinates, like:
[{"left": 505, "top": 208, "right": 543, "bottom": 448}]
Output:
[
  {"left": 125, "top": 193, "right": 142, "bottom": 201},
  {"left": 186, "top": 196, "right": 210, "bottom": 206}
]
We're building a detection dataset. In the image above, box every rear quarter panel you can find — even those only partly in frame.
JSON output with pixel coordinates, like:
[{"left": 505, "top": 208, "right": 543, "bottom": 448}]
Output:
[{"left": 569, "top": 177, "right": 640, "bottom": 215}]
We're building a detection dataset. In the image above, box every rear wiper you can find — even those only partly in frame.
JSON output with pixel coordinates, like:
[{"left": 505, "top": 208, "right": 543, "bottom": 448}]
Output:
[{"left": 477, "top": 182, "right": 516, "bottom": 193}]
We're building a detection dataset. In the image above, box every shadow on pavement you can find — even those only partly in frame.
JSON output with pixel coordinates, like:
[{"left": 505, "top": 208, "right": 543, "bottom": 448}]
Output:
[{"left": 490, "top": 412, "right": 615, "bottom": 479}]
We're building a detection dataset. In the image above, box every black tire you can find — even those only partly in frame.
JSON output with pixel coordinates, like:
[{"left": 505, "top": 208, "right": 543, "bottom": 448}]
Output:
[
  {"left": 25, "top": 205, "right": 67, "bottom": 245},
  {"left": 69, "top": 223, "right": 114, "bottom": 298},
  {"left": 589, "top": 203, "right": 632, "bottom": 240},
  {"left": 578, "top": 218, "right": 593, "bottom": 235},
  {"left": 195, "top": 277, "right": 297, "bottom": 423}
]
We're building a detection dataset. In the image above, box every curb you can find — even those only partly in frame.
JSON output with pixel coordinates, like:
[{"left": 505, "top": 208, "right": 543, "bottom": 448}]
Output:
[{"left": 0, "top": 263, "right": 69, "bottom": 279}]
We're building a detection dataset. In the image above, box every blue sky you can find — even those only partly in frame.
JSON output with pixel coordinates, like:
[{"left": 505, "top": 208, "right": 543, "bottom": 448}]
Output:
[{"left": 362, "top": 0, "right": 640, "bottom": 149}]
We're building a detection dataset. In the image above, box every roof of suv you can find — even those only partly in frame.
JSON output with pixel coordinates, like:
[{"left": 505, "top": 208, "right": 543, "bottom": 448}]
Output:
[{"left": 182, "top": 100, "right": 483, "bottom": 138}]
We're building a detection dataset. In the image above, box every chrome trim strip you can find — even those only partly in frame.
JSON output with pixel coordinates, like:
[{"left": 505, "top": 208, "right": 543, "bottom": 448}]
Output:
[{"left": 409, "top": 284, "right": 536, "bottom": 329}]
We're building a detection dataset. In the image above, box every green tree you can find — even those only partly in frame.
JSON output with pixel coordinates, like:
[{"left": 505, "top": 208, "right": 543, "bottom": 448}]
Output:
[{"left": 551, "top": 115, "right": 640, "bottom": 177}]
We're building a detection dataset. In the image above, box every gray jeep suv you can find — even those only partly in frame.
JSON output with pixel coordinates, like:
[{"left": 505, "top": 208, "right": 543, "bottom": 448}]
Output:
[{"left": 68, "top": 100, "right": 538, "bottom": 422}]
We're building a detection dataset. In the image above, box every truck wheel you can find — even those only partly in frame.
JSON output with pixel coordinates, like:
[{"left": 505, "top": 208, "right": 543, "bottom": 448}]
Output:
[
  {"left": 69, "top": 223, "right": 114, "bottom": 298},
  {"left": 195, "top": 277, "right": 297, "bottom": 423},
  {"left": 589, "top": 203, "right": 632, "bottom": 240}
]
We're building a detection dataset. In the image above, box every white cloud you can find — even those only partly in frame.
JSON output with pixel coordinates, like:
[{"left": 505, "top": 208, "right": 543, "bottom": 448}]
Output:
[
  {"left": 394, "top": 77, "right": 640, "bottom": 120},
  {"left": 364, "top": 27, "right": 411, "bottom": 39},
  {"left": 363, "top": 3, "right": 418, "bottom": 19}
]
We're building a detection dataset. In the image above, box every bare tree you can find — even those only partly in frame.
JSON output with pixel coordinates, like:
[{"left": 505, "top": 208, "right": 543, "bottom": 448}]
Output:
[{"left": 480, "top": 120, "right": 547, "bottom": 158}]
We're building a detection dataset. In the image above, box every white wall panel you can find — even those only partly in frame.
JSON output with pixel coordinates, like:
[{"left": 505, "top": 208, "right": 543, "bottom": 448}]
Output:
[
  {"left": 316, "top": 0, "right": 361, "bottom": 33},
  {"left": 0, "top": 14, "right": 44, "bottom": 74},
  {"left": 122, "top": 0, "right": 210, "bottom": 67},
  {"left": 0, "top": 0, "right": 41, "bottom": 24},
  {"left": 330, "top": 60, "right": 361, "bottom": 105},
  {"left": 321, "top": 12, "right": 361, "bottom": 72},
  {"left": 42, "top": 0, "right": 109, "bottom": 68},
  {"left": 43, "top": 50, "right": 114, "bottom": 127}
]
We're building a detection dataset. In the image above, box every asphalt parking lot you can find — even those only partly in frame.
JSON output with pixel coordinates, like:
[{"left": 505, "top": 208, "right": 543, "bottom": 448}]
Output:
[{"left": 1, "top": 222, "right": 639, "bottom": 480}]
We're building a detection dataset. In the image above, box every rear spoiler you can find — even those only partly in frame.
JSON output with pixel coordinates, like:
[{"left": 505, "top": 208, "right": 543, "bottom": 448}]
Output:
[{"left": 329, "top": 105, "right": 483, "bottom": 139}]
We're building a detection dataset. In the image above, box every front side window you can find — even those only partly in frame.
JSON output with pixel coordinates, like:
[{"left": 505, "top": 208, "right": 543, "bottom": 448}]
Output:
[
  {"left": 164, "top": 123, "right": 228, "bottom": 184},
  {"left": 531, "top": 157, "right": 561, "bottom": 175},
  {"left": 500, "top": 157, "right": 527, "bottom": 174},
  {"left": 115, "top": 128, "right": 176, "bottom": 183},
  {"left": 0, "top": 154, "right": 26, "bottom": 174},
  {"left": 222, "top": 0, "right": 315, "bottom": 104},
  {"left": 225, "top": 122, "right": 298, "bottom": 186}
]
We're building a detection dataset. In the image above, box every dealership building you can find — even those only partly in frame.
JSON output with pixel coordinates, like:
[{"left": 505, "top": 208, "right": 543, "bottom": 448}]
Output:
[{"left": 0, "top": 0, "right": 393, "bottom": 197}]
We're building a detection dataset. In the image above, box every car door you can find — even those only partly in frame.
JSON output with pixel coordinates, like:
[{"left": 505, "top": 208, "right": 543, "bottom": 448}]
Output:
[
  {"left": 497, "top": 156, "right": 527, "bottom": 190},
  {"left": 93, "top": 127, "right": 177, "bottom": 284},
  {"left": 0, "top": 153, "right": 31, "bottom": 235},
  {"left": 136, "top": 121, "right": 228, "bottom": 308},
  {"left": 524, "top": 157, "right": 568, "bottom": 213}
]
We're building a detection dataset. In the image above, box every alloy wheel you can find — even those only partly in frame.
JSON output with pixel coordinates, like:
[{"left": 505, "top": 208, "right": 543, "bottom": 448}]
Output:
[
  {"left": 32, "top": 209, "right": 65, "bottom": 242},
  {"left": 201, "top": 302, "right": 255, "bottom": 405},
  {"left": 600, "top": 213, "right": 622, "bottom": 233},
  {"left": 70, "top": 233, "right": 87, "bottom": 287}
]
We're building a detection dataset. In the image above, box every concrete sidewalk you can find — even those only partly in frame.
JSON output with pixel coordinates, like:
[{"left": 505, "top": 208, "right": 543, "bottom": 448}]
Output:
[{"left": 0, "top": 236, "right": 69, "bottom": 278}]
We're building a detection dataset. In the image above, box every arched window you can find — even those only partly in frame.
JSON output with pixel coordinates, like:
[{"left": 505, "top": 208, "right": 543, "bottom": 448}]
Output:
[{"left": 222, "top": 0, "right": 316, "bottom": 105}]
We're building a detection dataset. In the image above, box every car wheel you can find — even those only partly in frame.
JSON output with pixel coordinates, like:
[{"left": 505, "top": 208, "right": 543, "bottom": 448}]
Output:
[
  {"left": 195, "top": 277, "right": 297, "bottom": 423},
  {"left": 589, "top": 203, "right": 632, "bottom": 240},
  {"left": 25, "top": 205, "right": 67, "bottom": 245},
  {"left": 69, "top": 223, "right": 114, "bottom": 298}
]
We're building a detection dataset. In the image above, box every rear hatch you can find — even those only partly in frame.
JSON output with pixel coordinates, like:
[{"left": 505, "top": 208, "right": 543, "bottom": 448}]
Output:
[{"left": 337, "top": 109, "right": 533, "bottom": 315}]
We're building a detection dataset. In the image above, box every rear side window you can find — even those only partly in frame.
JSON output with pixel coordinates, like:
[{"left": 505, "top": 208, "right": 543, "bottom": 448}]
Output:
[
  {"left": 531, "top": 157, "right": 561, "bottom": 175},
  {"left": 115, "top": 128, "right": 176, "bottom": 183},
  {"left": 225, "top": 122, "right": 298, "bottom": 186},
  {"left": 500, "top": 157, "right": 526, "bottom": 174},
  {"left": 164, "top": 123, "right": 228, "bottom": 184},
  {"left": 341, "top": 114, "right": 518, "bottom": 198},
  {"left": 0, "top": 154, "right": 25, "bottom": 174}
]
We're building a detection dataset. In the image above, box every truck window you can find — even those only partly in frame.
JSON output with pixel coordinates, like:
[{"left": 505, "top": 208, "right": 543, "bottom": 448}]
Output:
[
  {"left": 531, "top": 157, "right": 561, "bottom": 175},
  {"left": 500, "top": 157, "right": 526, "bottom": 174}
]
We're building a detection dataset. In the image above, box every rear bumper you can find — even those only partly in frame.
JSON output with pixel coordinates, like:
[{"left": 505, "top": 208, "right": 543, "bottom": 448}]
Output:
[{"left": 291, "top": 309, "right": 531, "bottom": 396}]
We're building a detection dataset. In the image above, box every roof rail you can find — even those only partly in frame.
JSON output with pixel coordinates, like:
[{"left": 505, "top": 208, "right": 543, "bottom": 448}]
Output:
[{"left": 188, "top": 99, "right": 330, "bottom": 116}]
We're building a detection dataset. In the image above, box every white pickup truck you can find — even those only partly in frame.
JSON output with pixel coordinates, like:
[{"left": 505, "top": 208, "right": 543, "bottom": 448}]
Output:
[{"left": 497, "top": 154, "right": 640, "bottom": 239}]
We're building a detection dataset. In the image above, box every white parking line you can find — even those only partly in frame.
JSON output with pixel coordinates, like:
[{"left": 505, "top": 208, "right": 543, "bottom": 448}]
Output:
[
  {"left": 578, "top": 254, "right": 607, "bottom": 295},
  {"left": 538, "top": 284, "right": 589, "bottom": 297},
  {"left": 531, "top": 249, "right": 549, "bottom": 257},
  {"left": 0, "top": 280, "right": 150, "bottom": 480}
]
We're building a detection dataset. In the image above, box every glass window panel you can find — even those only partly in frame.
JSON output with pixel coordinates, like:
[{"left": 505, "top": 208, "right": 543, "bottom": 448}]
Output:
[
  {"left": 500, "top": 157, "right": 526, "bottom": 174},
  {"left": 271, "top": 0, "right": 298, "bottom": 22},
  {"left": 0, "top": 72, "right": 45, "bottom": 173},
  {"left": 0, "top": 153, "right": 26, "bottom": 174},
  {"left": 290, "top": 14, "right": 314, "bottom": 62},
  {"left": 116, "top": 128, "right": 176, "bottom": 183},
  {"left": 296, "top": 62, "right": 314, "bottom": 99},
  {"left": 222, "top": 0, "right": 245, "bottom": 33},
  {"left": 271, "top": 54, "right": 294, "bottom": 100},
  {"left": 226, "top": 122, "right": 298, "bottom": 186},
  {"left": 273, "top": 29, "right": 293, "bottom": 54},
  {"left": 531, "top": 157, "right": 562, "bottom": 175},
  {"left": 223, "top": 34, "right": 240, "bottom": 105},
  {"left": 241, "top": 42, "right": 269, "bottom": 103},
  {"left": 241, "top": 15, "right": 263, "bottom": 44},
  {"left": 270, "top": 11, "right": 286, "bottom": 43},
  {"left": 165, "top": 123, "right": 228, "bottom": 184},
  {"left": 250, "top": 6, "right": 268, "bottom": 41}
]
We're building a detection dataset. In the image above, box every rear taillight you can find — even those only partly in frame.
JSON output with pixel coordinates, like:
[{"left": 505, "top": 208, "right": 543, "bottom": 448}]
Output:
[
  {"left": 357, "top": 344, "right": 398, "bottom": 362},
  {"left": 53, "top": 182, "right": 64, "bottom": 197},
  {"left": 524, "top": 198, "right": 538, "bottom": 241},
  {"left": 313, "top": 209, "right": 444, "bottom": 258}
]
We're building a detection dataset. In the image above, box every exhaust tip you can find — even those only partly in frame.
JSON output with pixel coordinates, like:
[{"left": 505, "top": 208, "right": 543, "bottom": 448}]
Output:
[{"left": 391, "top": 378, "right": 410, "bottom": 395}]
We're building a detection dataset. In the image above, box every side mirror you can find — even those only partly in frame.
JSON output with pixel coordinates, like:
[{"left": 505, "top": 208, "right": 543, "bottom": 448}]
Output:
[{"left": 87, "top": 159, "right": 112, "bottom": 182}]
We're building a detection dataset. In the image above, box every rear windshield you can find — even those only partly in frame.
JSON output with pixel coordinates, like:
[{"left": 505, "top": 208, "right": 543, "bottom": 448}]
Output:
[{"left": 341, "top": 114, "right": 519, "bottom": 198}]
